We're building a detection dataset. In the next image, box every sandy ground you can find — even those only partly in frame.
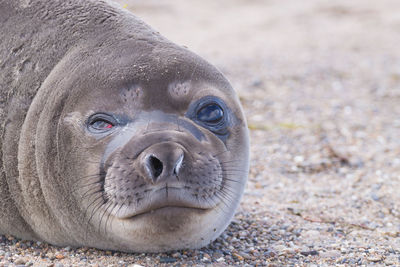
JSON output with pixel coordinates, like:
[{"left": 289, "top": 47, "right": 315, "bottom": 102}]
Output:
[{"left": 1, "top": 0, "right": 400, "bottom": 266}]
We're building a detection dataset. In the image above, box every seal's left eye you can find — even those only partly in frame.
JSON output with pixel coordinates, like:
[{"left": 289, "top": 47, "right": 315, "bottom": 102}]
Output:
[{"left": 197, "top": 104, "right": 224, "bottom": 124}]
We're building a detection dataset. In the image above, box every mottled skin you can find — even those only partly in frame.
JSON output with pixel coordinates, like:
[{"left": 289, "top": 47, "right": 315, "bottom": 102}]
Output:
[{"left": 0, "top": 0, "right": 249, "bottom": 252}]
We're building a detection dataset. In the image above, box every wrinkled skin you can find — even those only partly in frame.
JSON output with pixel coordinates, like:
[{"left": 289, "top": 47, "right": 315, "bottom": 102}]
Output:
[{"left": 0, "top": 0, "right": 249, "bottom": 252}]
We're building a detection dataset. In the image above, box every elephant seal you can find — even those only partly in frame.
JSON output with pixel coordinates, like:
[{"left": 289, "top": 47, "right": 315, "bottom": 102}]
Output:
[{"left": 0, "top": 0, "right": 249, "bottom": 252}]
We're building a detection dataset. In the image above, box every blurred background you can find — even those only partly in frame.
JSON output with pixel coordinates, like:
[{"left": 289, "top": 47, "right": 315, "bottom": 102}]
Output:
[{"left": 112, "top": 0, "right": 400, "bottom": 264}]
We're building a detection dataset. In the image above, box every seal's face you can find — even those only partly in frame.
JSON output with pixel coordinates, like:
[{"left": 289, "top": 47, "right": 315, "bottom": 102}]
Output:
[{"left": 55, "top": 42, "right": 249, "bottom": 252}]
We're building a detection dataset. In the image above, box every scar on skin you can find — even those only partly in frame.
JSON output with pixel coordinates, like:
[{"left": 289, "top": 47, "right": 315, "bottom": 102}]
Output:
[
  {"left": 121, "top": 86, "right": 143, "bottom": 103},
  {"left": 168, "top": 81, "right": 191, "bottom": 99}
]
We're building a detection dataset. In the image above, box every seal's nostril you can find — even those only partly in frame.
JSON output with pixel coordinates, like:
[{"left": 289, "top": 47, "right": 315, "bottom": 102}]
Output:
[
  {"left": 173, "top": 154, "right": 184, "bottom": 176},
  {"left": 147, "top": 155, "right": 163, "bottom": 180}
]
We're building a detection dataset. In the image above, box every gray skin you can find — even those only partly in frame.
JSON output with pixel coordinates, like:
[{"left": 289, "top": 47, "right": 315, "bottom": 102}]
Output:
[{"left": 0, "top": 0, "right": 249, "bottom": 252}]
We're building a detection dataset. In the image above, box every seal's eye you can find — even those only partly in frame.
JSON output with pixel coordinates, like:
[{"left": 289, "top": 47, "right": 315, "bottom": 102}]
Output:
[
  {"left": 87, "top": 114, "right": 117, "bottom": 133},
  {"left": 186, "top": 96, "right": 230, "bottom": 138},
  {"left": 197, "top": 104, "right": 224, "bottom": 124},
  {"left": 91, "top": 119, "right": 114, "bottom": 130}
]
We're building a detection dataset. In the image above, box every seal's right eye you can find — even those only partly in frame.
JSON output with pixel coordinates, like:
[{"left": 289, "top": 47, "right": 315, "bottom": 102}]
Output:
[{"left": 87, "top": 114, "right": 117, "bottom": 133}]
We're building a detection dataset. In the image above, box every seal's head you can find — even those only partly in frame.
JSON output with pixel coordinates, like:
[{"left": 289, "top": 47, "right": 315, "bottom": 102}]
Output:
[{"left": 32, "top": 37, "right": 249, "bottom": 252}]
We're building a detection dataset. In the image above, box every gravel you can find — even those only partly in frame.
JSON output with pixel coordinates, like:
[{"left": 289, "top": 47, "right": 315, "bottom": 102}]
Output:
[{"left": 1, "top": 0, "right": 400, "bottom": 266}]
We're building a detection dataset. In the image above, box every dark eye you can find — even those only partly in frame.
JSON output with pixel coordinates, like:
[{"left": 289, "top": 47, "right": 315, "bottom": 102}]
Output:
[
  {"left": 185, "top": 96, "right": 230, "bottom": 138},
  {"left": 197, "top": 104, "right": 224, "bottom": 124},
  {"left": 87, "top": 114, "right": 117, "bottom": 133}
]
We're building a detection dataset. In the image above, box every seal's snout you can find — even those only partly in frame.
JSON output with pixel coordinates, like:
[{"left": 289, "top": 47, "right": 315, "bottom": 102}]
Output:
[{"left": 141, "top": 142, "right": 185, "bottom": 183}]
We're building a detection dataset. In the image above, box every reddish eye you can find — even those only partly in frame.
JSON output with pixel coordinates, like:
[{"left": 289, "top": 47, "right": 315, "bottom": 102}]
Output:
[
  {"left": 87, "top": 113, "right": 118, "bottom": 133},
  {"left": 91, "top": 119, "right": 114, "bottom": 130}
]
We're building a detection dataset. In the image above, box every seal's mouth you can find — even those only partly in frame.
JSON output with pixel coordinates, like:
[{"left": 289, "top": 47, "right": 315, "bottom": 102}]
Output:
[
  {"left": 114, "top": 186, "right": 214, "bottom": 219},
  {"left": 123, "top": 205, "right": 208, "bottom": 220}
]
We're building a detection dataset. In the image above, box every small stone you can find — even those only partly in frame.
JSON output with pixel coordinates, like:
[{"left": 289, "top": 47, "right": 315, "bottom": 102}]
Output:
[
  {"left": 300, "top": 250, "right": 319, "bottom": 256},
  {"left": 367, "top": 255, "right": 382, "bottom": 262},
  {"left": 213, "top": 251, "right": 224, "bottom": 258},
  {"left": 217, "top": 257, "right": 225, "bottom": 262},
  {"left": 55, "top": 254, "right": 65, "bottom": 260},
  {"left": 238, "top": 252, "right": 252, "bottom": 260},
  {"left": 232, "top": 252, "right": 244, "bottom": 261},
  {"left": 273, "top": 245, "right": 286, "bottom": 252},
  {"left": 301, "top": 230, "right": 320, "bottom": 239},
  {"left": 320, "top": 250, "right": 341, "bottom": 258},
  {"left": 14, "top": 258, "right": 27, "bottom": 265},
  {"left": 384, "top": 254, "right": 398, "bottom": 265},
  {"left": 159, "top": 257, "right": 176, "bottom": 263},
  {"left": 171, "top": 252, "right": 181, "bottom": 258}
]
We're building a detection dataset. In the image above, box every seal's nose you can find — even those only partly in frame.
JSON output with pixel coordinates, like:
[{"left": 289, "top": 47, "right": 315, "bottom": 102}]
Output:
[{"left": 141, "top": 143, "right": 184, "bottom": 183}]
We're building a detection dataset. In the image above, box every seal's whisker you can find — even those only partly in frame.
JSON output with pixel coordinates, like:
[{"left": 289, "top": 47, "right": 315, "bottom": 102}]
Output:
[
  {"left": 104, "top": 202, "right": 121, "bottom": 235},
  {"left": 84, "top": 159, "right": 109, "bottom": 165},
  {"left": 217, "top": 182, "right": 238, "bottom": 200},
  {"left": 73, "top": 185, "right": 102, "bottom": 201},
  {"left": 221, "top": 168, "right": 248, "bottom": 173},
  {"left": 70, "top": 174, "right": 104, "bottom": 189},
  {"left": 220, "top": 176, "right": 246, "bottom": 185},
  {"left": 71, "top": 179, "right": 103, "bottom": 193},
  {"left": 98, "top": 200, "right": 115, "bottom": 235},
  {"left": 212, "top": 150, "right": 231, "bottom": 157},
  {"left": 219, "top": 160, "right": 246, "bottom": 165},
  {"left": 217, "top": 189, "right": 238, "bottom": 211},
  {"left": 201, "top": 191, "right": 225, "bottom": 214},
  {"left": 84, "top": 194, "right": 106, "bottom": 223},
  {"left": 75, "top": 173, "right": 104, "bottom": 180},
  {"left": 212, "top": 192, "right": 234, "bottom": 216},
  {"left": 221, "top": 167, "right": 248, "bottom": 174},
  {"left": 87, "top": 199, "right": 107, "bottom": 230},
  {"left": 82, "top": 195, "right": 107, "bottom": 238}
]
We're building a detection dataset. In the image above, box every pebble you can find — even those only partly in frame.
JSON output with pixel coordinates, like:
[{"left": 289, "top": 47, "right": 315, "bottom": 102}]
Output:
[
  {"left": 367, "top": 255, "right": 382, "bottom": 262},
  {"left": 55, "top": 254, "right": 65, "bottom": 260},
  {"left": 14, "top": 258, "right": 27, "bottom": 265},
  {"left": 306, "top": 250, "right": 319, "bottom": 256},
  {"left": 319, "top": 250, "right": 341, "bottom": 259},
  {"left": 159, "top": 257, "right": 176, "bottom": 263},
  {"left": 232, "top": 252, "right": 244, "bottom": 261}
]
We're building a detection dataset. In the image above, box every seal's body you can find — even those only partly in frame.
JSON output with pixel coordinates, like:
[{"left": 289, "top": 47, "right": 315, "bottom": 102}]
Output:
[{"left": 0, "top": 0, "right": 249, "bottom": 252}]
